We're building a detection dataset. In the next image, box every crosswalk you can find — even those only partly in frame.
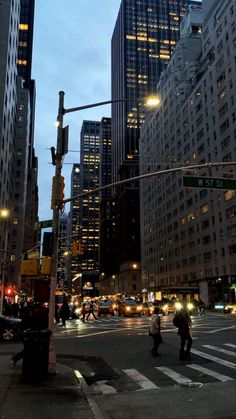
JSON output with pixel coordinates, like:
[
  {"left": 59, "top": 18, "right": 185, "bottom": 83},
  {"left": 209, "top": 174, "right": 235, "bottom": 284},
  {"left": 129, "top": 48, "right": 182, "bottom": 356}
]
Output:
[
  {"left": 55, "top": 314, "right": 235, "bottom": 337},
  {"left": 87, "top": 341, "right": 236, "bottom": 394}
]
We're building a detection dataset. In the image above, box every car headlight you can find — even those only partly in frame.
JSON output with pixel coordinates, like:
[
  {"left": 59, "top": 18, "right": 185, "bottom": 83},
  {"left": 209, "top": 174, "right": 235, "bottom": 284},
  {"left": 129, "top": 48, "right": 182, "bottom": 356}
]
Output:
[
  {"left": 224, "top": 305, "right": 229, "bottom": 310},
  {"left": 125, "top": 306, "right": 131, "bottom": 311},
  {"left": 137, "top": 306, "right": 142, "bottom": 310},
  {"left": 150, "top": 307, "right": 154, "bottom": 312},
  {"left": 187, "top": 303, "right": 194, "bottom": 311},
  {"left": 162, "top": 304, "right": 168, "bottom": 310},
  {"left": 175, "top": 302, "right": 182, "bottom": 311},
  {"left": 215, "top": 304, "right": 224, "bottom": 309}
]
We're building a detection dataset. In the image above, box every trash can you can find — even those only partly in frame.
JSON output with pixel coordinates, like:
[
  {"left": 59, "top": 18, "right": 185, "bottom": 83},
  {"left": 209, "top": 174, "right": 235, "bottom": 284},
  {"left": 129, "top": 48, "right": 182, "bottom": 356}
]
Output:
[{"left": 22, "top": 328, "right": 51, "bottom": 379}]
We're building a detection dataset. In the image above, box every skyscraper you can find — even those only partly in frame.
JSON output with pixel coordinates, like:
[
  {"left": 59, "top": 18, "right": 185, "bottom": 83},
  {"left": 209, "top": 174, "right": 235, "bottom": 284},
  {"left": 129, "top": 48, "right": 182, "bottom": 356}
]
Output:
[
  {"left": 79, "top": 121, "right": 101, "bottom": 293},
  {"left": 111, "top": 0, "right": 202, "bottom": 291}
]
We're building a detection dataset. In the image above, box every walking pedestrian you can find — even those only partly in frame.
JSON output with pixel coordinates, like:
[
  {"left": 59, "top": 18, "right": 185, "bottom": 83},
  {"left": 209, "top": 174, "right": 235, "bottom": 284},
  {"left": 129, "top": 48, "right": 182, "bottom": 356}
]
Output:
[
  {"left": 60, "top": 299, "right": 70, "bottom": 326},
  {"left": 86, "top": 300, "right": 97, "bottom": 320},
  {"left": 81, "top": 302, "right": 86, "bottom": 322},
  {"left": 149, "top": 307, "right": 163, "bottom": 357},
  {"left": 173, "top": 306, "right": 192, "bottom": 360}
]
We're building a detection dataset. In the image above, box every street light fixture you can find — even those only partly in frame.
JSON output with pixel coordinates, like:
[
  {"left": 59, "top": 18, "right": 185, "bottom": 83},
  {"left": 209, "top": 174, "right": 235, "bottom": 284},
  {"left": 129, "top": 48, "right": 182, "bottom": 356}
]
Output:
[{"left": 48, "top": 91, "right": 160, "bottom": 374}]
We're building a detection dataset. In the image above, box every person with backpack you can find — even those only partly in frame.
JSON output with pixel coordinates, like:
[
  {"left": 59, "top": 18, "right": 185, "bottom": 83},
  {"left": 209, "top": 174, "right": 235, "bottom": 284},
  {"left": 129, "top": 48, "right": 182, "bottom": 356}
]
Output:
[
  {"left": 149, "top": 307, "right": 163, "bottom": 357},
  {"left": 173, "top": 305, "right": 192, "bottom": 360}
]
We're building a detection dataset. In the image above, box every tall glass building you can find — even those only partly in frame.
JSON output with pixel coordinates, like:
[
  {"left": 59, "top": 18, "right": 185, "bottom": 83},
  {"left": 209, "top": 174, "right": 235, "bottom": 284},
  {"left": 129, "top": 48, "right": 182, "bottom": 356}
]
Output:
[
  {"left": 111, "top": 0, "right": 202, "bottom": 288},
  {"left": 79, "top": 121, "right": 101, "bottom": 274}
]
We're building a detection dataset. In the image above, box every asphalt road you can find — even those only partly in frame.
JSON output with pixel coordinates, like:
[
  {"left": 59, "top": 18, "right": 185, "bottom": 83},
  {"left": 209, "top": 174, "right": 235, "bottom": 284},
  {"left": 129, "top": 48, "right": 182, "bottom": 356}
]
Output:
[{"left": 54, "top": 311, "right": 236, "bottom": 418}]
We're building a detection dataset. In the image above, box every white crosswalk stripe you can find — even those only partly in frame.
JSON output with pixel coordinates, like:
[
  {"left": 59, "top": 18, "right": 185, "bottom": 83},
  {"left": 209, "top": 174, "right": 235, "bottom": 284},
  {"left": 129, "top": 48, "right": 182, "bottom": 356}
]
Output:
[
  {"left": 191, "top": 348, "right": 236, "bottom": 370},
  {"left": 123, "top": 368, "right": 159, "bottom": 390},
  {"left": 86, "top": 341, "right": 236, "bottom": 394},
  {"left": 187, "top": 364, "right": 234, "bottom": 382},
  {"left": 224, "top": 343, "right": 236, "bottom": 349},
  {"left": 202, "top": 345, "right": 236, "bottom": 357},
  {"left": 155, "top": 366, "right": 192, "bottom": 384}
]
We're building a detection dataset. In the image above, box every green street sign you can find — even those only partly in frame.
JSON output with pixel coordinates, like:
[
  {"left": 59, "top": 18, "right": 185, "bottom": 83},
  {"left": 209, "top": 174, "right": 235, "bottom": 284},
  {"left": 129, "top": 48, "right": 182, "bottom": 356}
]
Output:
[
  {"left": 38, "top": 219, "right": 53, "bottom": 229},
  {"left": 183, "top": 176, "right": 236, "bottom": 190}
]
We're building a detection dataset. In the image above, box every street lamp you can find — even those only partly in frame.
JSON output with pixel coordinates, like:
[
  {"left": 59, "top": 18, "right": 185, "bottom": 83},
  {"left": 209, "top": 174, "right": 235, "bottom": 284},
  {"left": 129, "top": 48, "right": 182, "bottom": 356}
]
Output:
[
  {"left": 48, "top": 91, "right": 160, "bottom": 373},
  {"left": 0, "top": 208, "right": 10, "bottom": 315}
]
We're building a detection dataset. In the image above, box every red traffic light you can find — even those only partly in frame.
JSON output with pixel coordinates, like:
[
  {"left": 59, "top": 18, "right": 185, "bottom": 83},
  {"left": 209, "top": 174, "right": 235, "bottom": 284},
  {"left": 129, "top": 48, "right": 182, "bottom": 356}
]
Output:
[{"left": 6, "top": 287, "right": 13, "bottom": 296}]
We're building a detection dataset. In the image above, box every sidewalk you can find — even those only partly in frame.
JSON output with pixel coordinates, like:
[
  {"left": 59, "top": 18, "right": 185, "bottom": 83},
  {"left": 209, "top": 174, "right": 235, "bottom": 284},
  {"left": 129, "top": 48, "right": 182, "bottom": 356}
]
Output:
[{"left": 0, "top": 350, "right": 95, "bottom": 419}]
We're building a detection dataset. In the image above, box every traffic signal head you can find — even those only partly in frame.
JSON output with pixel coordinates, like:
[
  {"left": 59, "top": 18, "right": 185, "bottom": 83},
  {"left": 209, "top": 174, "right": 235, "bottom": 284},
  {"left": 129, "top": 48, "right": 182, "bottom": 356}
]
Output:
[
  {"left": 58, "top": 176, "right": 65, "bottom": 210},
  {"left": 70, "top": 241, "right": 78, "bottom": 256},
  {"left": 6, "top": 287, "right": 13, "bottom": 296},
  {"left": 51, "top": 176, "right": 56, "bottom": 209}
]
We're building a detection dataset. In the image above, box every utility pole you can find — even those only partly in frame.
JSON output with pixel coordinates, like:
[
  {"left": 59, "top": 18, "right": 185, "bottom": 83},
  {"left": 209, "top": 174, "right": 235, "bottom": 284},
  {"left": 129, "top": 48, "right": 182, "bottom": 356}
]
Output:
[{"left": 48, "top": 91, "right": 65, "bottom": 374}]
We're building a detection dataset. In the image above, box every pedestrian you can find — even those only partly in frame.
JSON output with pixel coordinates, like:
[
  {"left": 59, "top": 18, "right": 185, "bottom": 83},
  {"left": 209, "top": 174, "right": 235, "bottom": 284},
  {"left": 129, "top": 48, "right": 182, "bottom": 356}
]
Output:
[
  {"left": 60, "top": 299, "right": 70, "bottom": 326},
  {"left": 86, "top": 300, "right": 97, "bottom": 320},
  {"left": 81, "top": 302, "right": 86, "bottom": 322},
  {"left": 149, "top": 307, "right": 163, "bottom": 357},
  {"left": 55, "top": 303, "right": 60, "bottom": 323},
  {"left": 173, "top": 306, "right": 192, "bottom": 360}
]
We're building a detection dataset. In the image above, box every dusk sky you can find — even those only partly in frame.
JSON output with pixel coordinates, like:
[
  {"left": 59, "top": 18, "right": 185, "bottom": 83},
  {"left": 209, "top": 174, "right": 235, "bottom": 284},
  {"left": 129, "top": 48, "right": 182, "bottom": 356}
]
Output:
[{"left": 32, "top": 0, "right": 121, "bottom": 221}]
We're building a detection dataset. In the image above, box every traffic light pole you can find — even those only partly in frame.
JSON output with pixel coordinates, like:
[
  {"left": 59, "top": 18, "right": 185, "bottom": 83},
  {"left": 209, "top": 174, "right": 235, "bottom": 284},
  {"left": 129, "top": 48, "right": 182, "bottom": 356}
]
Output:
[{"left": 48, "top": 91, "right": 64, "bottom": 374}]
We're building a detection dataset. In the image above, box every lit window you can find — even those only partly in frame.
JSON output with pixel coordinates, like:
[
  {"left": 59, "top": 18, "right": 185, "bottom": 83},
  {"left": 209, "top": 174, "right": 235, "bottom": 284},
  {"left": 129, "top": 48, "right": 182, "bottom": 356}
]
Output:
[
  {"left": 17, "top": 59, "right": 27, "bottom": 65},
  {"left": 19, "top": 24, "right": 28, "bottom": 30},
  {"left": 225, "top": 190, "right": 235, "bottom": 201},
  {"left": 201, "top": 204, "right": 209, "bottom": 214}
]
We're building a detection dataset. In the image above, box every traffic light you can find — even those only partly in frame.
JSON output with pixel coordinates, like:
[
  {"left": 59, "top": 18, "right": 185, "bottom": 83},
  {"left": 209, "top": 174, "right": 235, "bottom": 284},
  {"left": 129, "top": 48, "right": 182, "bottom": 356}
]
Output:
[
  {"left": 51, "top": 176, "right": 56, "bottom": 209},
  {"left": 6, "top": 287, "right": 13, "bottom": 296},
  {"left": 58, "top": 175, "right": 65, "bottom": 210},
  {"left": 70, "top": 241, "right": 78, "bottom": 256},
  {"left": 41, "top": 257, "right": 51, "bottom": 275}
]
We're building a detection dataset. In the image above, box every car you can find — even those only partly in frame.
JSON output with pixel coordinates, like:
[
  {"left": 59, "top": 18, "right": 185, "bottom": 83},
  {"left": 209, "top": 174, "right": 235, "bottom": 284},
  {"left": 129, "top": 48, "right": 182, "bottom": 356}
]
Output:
[
  {"left": 118, "top": 299, "right": 143, "bottom": 317},
  {"left": 97, "top": 300, "right": 114, "bottom": 316},
  {"left": 0, "top": 315, "right": 22, "bottom": 341},
  {"left": 214, "top": 301, "right": 236, "bottom": 314},
  {"left": 142, "top": 302, "right": 155, "bottom": 316}
]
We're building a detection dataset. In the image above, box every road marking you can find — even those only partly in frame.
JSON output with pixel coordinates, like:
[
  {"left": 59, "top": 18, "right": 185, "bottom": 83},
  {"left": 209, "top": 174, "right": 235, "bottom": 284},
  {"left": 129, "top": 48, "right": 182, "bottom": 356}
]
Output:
[
  {"left": 208, "top": 325, "right": 236, "bottom": 333},
  {"left": 203, "top": 345, "right": 236, "bottom": 357},
  {"left": 187, "top": 363, "right": 234, "bottom": 382},
  {"left": 75, "top": 327, "right": 133, "bottom": 338},
  {"left": 191, "top": 349, "right": 236, "bottom": 370},
  {"left": 224, "top": 343, "right": 236, "bottom": 349},
  {"left": 74, "top": 370, "right": 105, "bottom": 419},
  {"left": 123, "top": 368, "right": 158, "bottom": 390},
  {"left": 155, "top": 366, "right": 192, "bottom": 385}
]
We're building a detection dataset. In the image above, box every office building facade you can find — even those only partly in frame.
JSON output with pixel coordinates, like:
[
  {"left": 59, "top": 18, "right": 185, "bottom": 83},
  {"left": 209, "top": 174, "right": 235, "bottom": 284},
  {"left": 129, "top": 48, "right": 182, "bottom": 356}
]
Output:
[
  {"left": 140, "top": 0, "right": 236, "bottom": 303},
  {"left": 0, "top": 0, "right": 21, "bottom": 292},
  {"left": 99, "top": 118, "right": 118, "bottom": 293}
]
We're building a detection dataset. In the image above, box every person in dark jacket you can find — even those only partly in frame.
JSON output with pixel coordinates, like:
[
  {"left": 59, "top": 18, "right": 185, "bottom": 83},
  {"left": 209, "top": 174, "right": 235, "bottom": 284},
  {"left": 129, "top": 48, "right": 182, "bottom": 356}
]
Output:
[
  {"left": 60, "top": 300, "right": 70, "bottom": 326},
  {"left": 149, "top": 307, "right": 163, "bottom": 357},
  {"left": 86, "top": 300, "right": 97, "bottom": 320},
  {"left": 177, "top": 307, "right": 192, "bottom": 360}
]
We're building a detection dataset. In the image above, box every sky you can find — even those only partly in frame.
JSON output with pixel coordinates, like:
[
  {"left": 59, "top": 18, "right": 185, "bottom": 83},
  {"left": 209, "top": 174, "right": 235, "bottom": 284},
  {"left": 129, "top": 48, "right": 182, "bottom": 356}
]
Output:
[{"left": 32, "top": 0, "right": 121, "bottom": 221}]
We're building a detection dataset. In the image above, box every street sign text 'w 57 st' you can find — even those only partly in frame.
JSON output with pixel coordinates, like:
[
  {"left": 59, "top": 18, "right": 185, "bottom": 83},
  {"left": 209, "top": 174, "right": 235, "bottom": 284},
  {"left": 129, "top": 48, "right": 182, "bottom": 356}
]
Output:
[{"left": 183, "top": 176, "right": 236, "bottom": 190}]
